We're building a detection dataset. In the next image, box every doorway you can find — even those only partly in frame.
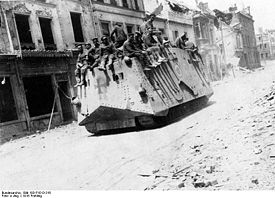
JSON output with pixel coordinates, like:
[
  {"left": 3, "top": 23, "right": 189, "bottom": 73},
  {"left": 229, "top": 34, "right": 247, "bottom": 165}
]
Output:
[{"left": 58, "top": 81, "right": 73, "bottom": 122}]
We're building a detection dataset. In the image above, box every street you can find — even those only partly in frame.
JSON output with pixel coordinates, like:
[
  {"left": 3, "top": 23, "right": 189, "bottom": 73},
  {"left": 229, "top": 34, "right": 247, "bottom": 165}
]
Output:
[{"left": 1, "top": 61, "right": 275, "bottom": 190}]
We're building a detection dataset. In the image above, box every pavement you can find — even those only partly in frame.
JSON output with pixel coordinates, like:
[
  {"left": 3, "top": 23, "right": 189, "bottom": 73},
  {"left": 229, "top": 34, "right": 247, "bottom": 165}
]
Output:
[{"left": 0, "top": 60, "right": 275, "bottom": 190}]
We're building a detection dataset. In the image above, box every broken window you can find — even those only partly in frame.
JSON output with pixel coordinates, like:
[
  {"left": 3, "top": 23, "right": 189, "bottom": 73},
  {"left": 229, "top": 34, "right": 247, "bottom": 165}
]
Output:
[
  {"left": 101, "top": 22, "right": 110, "bottom": 37},
  {"left": 15, "top": 14, "right": 35, "bottom": 50},
  {"left": 70, "top": 12, "right": 84, "bottom": 43},
  {"left": 23, "top": 75, "right": 57, "bottom": 118},
  {"left": 39, "top": 17, "right": 56, "bottom": 50},
  {"left": 0, "top": 77, "right": 18, "bottom": 123}
]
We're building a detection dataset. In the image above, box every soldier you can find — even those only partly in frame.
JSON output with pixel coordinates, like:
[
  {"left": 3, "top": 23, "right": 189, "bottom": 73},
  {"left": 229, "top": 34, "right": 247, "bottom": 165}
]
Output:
[
  {"left": 175, "top": 32, "right": 188, "bottom": 49},
  {"left": 184, "top": 39, "right": 202, "bottom": 63},
  {"left": 84, "top": 43, "right": 93, "bottom": 66},
  {"left": 110, "top": 22, "right": 127, "bottom": 49},
  {"left": 123, "top": 33, "right": 153, "bottom": 71},
  {"left": 140, "top": 14, "right": 156, "bottom": 35},
  {"left": 98, "top": 36, "right": 116, "bottom": 71},
  {"left": 89, "top": 38, "right": 101, "bottom": 69},
  {"left": 143, "top": 29, "right": 167, "bottom": 66},
  {"left": 74, "top": 44, "right": 88, "bottom": 87}
]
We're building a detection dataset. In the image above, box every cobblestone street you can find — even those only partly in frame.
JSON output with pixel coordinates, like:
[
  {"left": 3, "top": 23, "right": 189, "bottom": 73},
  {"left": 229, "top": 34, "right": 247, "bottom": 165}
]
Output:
[{"left": 1, "top": 61, "right": 275, "bottom": 190}]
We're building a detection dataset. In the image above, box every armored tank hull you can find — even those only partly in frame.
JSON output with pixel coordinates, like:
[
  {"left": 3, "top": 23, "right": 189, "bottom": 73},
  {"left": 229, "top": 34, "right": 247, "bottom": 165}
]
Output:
[{"left": 75, "top": 47, "right": 213, "bottom": 134}]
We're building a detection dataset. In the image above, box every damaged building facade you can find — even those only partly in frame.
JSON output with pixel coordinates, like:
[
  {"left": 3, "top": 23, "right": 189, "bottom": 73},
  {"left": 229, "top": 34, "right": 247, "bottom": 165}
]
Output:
[
  {"left": 143, "top": 0, "right": 195, "bottom": 42},
  {"left": 0, "top": 0, "right": 147, "bottom": 142},
  {"left": 215, "top": 7, "right": 261, "bottom": 71},
  {"left": 193, "top": 2, "right": 222, "bottom": 81},
  {"left": 0, "top": 0, "right": 77, "bottom": 143},
  {"left": 256, "top": 29, "right": 275, "bottom": 60}
]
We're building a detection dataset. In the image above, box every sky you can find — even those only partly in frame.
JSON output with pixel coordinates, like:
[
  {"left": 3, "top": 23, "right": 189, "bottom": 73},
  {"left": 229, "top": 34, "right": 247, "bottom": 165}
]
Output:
[{"left": 186, "top": 0, "right": 275, "bottom": 33}]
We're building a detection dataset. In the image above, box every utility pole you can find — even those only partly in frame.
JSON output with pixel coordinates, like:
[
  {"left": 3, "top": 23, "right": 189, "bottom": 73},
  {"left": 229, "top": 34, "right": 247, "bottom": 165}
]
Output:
[
  {"left": 220, "top": 19, "right": 226, "bottom": 80},
  {"left": 261, "top": 34, "right": 267, "bottom": 66}
]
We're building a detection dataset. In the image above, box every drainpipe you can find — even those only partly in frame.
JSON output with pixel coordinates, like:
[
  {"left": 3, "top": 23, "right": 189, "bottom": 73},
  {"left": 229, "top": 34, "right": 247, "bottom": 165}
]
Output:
[{"left": 219, "top": 19, "right": 226, "bottom": 80}]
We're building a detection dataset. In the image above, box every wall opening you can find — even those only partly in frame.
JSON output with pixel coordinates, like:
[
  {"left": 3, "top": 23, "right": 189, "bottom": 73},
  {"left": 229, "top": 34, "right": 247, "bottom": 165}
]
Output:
[
  {"left": 58, "top": 81, "right": 73, "bottom": 122},
  {"left": 101, "top": 21, "right": 110, "bottom": 37},
  {"left": 23, "top": 75, "right": 57, "bottom": 118},
  {"left": 126, "top": 24, "right": 134, "bottom": 34},
  {"left": 0, "top": 77, "right": 18, "bottom": 123},
  {"left": 14, "top": 14, "right": 35, "bottom": 50},
  {"left": 70, "top": 12, "right": 84, "bottom": 43},
  {"left": 39, "top": 17, "right": 56, "bottom": 50}
]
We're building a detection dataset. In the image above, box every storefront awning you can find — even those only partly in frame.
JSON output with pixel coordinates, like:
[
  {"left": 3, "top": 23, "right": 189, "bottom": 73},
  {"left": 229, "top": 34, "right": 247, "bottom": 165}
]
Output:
[{"left": 21, "top": 50, "right": 73, "bottom": 58}]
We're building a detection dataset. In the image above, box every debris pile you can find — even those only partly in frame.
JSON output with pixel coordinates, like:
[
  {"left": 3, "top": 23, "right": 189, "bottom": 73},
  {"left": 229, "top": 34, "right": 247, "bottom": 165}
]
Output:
[{"left": 255, "top": 82, "right": 275, "bottom": 107}]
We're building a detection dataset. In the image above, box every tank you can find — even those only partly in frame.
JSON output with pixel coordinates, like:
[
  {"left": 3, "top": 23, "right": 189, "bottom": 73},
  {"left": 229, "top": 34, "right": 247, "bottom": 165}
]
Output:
[{"left": 73, "top": 46, "right": 213, "bottom": 134}]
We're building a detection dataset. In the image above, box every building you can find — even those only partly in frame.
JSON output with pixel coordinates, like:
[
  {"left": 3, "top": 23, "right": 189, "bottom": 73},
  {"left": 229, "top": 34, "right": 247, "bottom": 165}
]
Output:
[
  {"left": 0, "top": 0, "right": 78, "bottom": 143},
  {"left": 256, "top": 29, "right": 275, "bottom": 60},
  {"left": 90, "top": 0, "right": 145, "bottom": 38},
  {"left": 143, "top": 0, "right": 195, "bottom": 42},
  {"left": 193, "top": 2, "right": 222, "bottom": 81},
  {"left": 256, "top": 31, "right": 271, "bottom": 60},
  {"left": 267, "top": 30, "right": 275, "bottom": 59},
  {"left": 236, "top": 8, "right": 261, "bottom": 69},
  {"left": 215, "top": 6, "right": 261, "bottom": 71}
]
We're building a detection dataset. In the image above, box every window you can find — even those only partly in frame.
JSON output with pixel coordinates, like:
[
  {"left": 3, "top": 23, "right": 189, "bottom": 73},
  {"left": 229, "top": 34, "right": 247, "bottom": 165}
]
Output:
[
  {"left": 122, "top": 0, "right": 128, "bottom": 8},
  {"left": 101, "top": 22, "right": 110, "bottom": 36},
  {"left": 15, "top": 14, "right": 34, "bottom": 50},
  {"left": 97, "top": 0, "right": 104, "bottom": 2},
  {"left": 23, "top": 75, "right": 57, "bottom": 117},
  {"left": 0, "top": 77, "right": 18, "bottom": 123},
  {"left": 70, "top": 12, "right": 84, "bottom": 43},
  {"left": 39, "top": 17, "right": 56, "bottom": 50},
  {"left": 134, "top": 0, "right": 139, "bottom": 10},
  {"left": 173, "top": 30, "right": 179, "bottom": 41},
  {"left": 159, "top": 28, "right": 165, "bottom": 35},
  {"left": 126, "top": 25, "right": 134, "bottom": 34},
  {"left": 110, "top": 0, "right": 117, "bottom": 6}
]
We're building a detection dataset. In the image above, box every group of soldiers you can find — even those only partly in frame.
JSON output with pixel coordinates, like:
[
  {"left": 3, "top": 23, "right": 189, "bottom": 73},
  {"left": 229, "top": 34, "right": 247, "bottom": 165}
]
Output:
[{"left": 74, "top": 14, "right": 202, "bottom": 87}]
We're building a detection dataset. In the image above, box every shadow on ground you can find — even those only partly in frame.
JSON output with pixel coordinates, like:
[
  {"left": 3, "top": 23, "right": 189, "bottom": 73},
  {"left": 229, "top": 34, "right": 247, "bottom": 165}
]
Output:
[{"left": 88, "top": 100, "right": 216, "bottom": 138}]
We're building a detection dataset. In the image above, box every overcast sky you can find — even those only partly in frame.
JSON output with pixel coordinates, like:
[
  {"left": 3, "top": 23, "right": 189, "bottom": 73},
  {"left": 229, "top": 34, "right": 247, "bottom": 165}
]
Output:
[{"left": 187, "top": 0, "right": 275, "bottom": 33}]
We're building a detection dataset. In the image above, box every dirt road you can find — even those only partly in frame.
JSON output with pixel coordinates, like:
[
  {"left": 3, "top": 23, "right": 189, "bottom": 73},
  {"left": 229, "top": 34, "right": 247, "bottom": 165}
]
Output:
[{"left": 1, "top": 61, "right": 275, "bottom": 190}]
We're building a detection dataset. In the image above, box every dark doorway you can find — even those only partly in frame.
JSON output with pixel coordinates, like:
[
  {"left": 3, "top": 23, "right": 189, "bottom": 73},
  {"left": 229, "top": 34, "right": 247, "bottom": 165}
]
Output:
[
  {"left": 70, "top": 12, "right": 84, "bottom": 43},
  {"left": 23, "top": 75, "right": 57, "bottom": 118},
  {"left": 58, "top": 81, "right": 73, "bottom": 122},
  {"left": 0, "top": 77, "right": 18, "bottom": 123}
]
